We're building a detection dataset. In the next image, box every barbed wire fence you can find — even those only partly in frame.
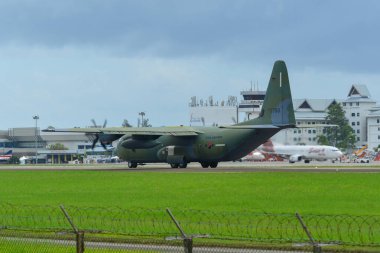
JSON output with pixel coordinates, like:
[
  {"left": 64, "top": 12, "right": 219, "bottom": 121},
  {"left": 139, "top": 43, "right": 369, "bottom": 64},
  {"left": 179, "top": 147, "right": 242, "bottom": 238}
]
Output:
[{"left": 0, "top": 203, "right": 380, "bottom": 252}]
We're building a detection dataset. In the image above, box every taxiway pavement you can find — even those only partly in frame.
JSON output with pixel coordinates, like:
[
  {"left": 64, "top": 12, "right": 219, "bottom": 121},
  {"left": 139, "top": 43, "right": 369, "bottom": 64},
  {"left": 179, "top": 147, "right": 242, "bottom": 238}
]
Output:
[{"left": 1, "top": 161, "right": 380, "bottom": 173}]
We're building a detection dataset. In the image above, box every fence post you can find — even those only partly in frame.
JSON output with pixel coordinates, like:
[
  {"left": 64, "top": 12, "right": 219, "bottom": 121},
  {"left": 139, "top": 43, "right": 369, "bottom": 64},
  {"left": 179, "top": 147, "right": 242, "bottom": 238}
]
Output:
[
  {"left": 76, "top": 231, "right": 85, "bottom": 253},
  {"left": 60, "top": 205, "right": 85, "bottom": 253},
  {"left": 183, "top": 238, "right": 193, "bottom": 253},
  {"left": 296, "top": 213, "right": 322, "bottom": 253},
  {"left": 166, "top": 208, "right": 192, "bottom": 253}
]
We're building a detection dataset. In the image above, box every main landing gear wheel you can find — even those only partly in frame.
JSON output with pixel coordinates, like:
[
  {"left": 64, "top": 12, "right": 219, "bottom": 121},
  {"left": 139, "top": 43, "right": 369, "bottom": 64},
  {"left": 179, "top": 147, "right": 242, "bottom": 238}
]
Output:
[
  {"left": 200, "top": 162, "right": 209, "bottom": 168},
  {"left": 179, "top": 162, "right": 188, "bottom": 168},
  {"left": 128, "top": 161, "right": 138, "bottom": 168},
  {"left": 200, "top": 162, "right": 218, "bottom": 168},
  {"left": 209, "top": 162, "right": 218, "bottom": 168},
  {"left": 170, "top": 163, "right": 179, "bottom": 168}
]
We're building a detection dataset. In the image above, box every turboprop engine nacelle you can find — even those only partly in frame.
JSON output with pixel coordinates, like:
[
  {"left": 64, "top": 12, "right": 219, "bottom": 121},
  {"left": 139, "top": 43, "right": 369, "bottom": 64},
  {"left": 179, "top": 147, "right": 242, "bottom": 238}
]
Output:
[{"left": 119, "top": 135, "right": 160, "bottom": 149}]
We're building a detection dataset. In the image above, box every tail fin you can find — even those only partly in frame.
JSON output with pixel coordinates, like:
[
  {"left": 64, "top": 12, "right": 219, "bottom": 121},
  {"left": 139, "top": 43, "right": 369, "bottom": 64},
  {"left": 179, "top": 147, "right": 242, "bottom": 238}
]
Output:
[
  {"left": 260, "top": 140, "right": 275, "bottom": 152},
  {"left": 238, "top": 60, "right": 295, "bottom": 128}
]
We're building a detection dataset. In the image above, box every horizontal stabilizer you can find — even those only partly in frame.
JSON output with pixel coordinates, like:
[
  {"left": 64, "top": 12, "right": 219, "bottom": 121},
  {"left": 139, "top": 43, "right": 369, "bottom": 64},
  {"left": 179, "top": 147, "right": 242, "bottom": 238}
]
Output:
[
  {"left": 295, "top": 124, "right": 338, "bottom": 128},
  {"left": 219, "top": 125, "right": 279, "bottom": 129}
]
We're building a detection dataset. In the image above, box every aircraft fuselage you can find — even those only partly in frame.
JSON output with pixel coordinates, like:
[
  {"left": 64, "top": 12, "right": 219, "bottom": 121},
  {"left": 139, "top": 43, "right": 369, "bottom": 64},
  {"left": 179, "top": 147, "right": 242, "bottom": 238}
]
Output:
[{"left": 115, "top": 127, "right": 281, "bottom": 164}]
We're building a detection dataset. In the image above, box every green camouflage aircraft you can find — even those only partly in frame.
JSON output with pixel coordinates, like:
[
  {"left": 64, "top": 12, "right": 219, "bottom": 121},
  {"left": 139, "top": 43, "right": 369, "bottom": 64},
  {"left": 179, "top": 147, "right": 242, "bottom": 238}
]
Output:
[{"left": 43, "top": 60, "right": 295, "bottom": 168}]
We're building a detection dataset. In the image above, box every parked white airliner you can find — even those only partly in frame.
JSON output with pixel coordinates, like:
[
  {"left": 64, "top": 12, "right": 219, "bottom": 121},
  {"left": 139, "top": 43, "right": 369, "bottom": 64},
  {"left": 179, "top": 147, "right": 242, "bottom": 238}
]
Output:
[{"left": 259, "top": 140, "right": 343, "bottom": 163}]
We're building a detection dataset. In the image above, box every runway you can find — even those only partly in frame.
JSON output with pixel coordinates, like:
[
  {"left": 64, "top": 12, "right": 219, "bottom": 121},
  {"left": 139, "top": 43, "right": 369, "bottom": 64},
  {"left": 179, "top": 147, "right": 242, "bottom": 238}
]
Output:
[{"left": 1, "top": 161, "right": 380, "bottom": 173}]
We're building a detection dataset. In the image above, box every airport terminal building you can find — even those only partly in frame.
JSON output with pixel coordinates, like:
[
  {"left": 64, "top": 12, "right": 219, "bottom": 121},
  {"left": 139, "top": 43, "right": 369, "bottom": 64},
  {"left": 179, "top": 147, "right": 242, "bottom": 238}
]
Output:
[{"left": 0, "top": 128, "right": 95, "bottom": 163}]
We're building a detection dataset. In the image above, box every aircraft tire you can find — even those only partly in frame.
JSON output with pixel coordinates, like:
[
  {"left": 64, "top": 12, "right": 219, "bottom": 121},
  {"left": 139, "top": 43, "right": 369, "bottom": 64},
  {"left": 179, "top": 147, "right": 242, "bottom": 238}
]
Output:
[
  {"left": 128, "top": 162, "right": 138, "bottom": 168},
  {"left": 200, "top": 162, "right": 209, "bottom": 168},
  {"left": 170, "top": 163, "right": 179, "bottom": 168},
  {"left": 305, "top": 160, "right": 310, "bottom": 164},
  {"left": 179, "top": 158, "right": 188, "bottom": 168},
  {"left": 210, "top": 162, "right": 218, "bottom": 168}
]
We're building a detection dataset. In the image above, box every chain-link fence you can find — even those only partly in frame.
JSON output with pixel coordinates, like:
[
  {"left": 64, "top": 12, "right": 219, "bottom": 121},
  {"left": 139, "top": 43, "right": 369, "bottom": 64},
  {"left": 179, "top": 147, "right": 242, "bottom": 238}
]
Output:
[
  {"left": 0, "top": 229, "right": 315, "bottom": 253},
  {"left": 0, "top": 203, "right": 379, "bottom": 252}
]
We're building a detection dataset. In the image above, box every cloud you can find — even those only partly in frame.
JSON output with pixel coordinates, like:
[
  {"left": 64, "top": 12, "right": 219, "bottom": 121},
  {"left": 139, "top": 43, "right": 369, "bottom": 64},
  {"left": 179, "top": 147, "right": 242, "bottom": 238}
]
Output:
[
  {"left": 1, "top": 0, "right": 380, "bottom": 129},
  {"left": 1, "top": 0, "right": 379, "bottom": 73},
  {"left": 0, "top": 45, "right": 254, "bottom": 128}
]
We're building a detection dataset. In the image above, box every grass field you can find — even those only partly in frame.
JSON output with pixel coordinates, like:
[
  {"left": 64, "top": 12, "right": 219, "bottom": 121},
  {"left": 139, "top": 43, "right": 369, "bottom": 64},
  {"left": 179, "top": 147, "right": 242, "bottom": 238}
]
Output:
[{"left": 1, "top": 170, "right": 379, "bottom": 215}]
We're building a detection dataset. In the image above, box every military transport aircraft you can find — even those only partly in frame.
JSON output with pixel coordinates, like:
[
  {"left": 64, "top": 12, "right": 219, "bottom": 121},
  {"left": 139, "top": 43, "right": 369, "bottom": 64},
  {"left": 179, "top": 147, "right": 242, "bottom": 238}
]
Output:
[{"left": 43, "top": 60, "right": 296, "bottom": 168}]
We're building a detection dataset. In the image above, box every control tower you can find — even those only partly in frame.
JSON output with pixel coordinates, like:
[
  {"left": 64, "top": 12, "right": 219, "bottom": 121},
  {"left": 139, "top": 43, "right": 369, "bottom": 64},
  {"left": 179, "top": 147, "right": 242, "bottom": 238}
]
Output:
[{"left": 238, "top": 85, "right": 266, "bottom": 121}]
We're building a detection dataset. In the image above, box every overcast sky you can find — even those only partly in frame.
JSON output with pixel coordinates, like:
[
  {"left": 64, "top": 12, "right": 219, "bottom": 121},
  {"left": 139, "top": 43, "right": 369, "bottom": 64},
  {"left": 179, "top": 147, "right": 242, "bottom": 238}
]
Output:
[{"left": 1, "top": 0, "right": 380, "bottom": 129}]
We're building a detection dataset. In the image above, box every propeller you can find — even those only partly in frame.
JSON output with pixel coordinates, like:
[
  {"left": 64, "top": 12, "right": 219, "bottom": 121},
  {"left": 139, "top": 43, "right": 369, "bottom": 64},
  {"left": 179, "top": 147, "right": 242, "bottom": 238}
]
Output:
[
  {"left": 91, "top": 134, "right": 108, "bottom": 150},
  {"left": 91, "top": 135, "right": 99, "bottom": 149},
  {"left": 89, "top": 119, "right": 108, "bottom": 150},
  {"left": 91, "top": 119, "right": 97, "bottom": 128},
  {"left": 91, "top": 119, "right": 107, "bottom": 128}
]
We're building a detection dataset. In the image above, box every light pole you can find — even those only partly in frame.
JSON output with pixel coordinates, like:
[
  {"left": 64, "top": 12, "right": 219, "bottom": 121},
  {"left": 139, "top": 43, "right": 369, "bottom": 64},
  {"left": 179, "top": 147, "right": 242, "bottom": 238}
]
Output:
[
  {"left": 139, "top": 112, "right": 145, "bottom": 127},
  {"left": 33, "top": 115, "right": 39, "bottom": 164}
]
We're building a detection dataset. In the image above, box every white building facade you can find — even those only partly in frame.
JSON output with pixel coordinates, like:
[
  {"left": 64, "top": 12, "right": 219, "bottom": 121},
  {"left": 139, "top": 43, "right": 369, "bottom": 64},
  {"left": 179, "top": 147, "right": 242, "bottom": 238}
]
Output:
[
  {"left": 342, "top": 85, "right": 376, "bottom": 146},
  {"left": 367, "top": 110, "right": 380, "bottom": 150}
]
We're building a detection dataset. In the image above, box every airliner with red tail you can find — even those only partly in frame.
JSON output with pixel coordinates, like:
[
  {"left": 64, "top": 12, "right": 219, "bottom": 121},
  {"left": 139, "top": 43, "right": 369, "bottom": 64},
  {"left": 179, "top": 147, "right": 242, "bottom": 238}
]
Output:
[
  {"left": 0, "top": 150, "right": 13, "bottom": 162},
  {"left": 259, "top": 140, "right": 343, "bottom": 163}
]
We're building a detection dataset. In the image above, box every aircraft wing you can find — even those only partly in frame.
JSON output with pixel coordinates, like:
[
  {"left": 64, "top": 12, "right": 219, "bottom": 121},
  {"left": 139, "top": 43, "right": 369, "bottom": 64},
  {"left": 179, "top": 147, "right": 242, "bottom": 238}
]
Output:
[{"left": 42, "top": 126, "right": 203, "bottom": 137}]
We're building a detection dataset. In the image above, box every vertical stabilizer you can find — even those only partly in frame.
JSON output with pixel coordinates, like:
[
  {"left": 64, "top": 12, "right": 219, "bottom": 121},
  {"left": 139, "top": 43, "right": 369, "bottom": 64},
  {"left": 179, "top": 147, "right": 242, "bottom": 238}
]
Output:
[{"left": 238, "top": 60, "right": 296, "bottom": 128}]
